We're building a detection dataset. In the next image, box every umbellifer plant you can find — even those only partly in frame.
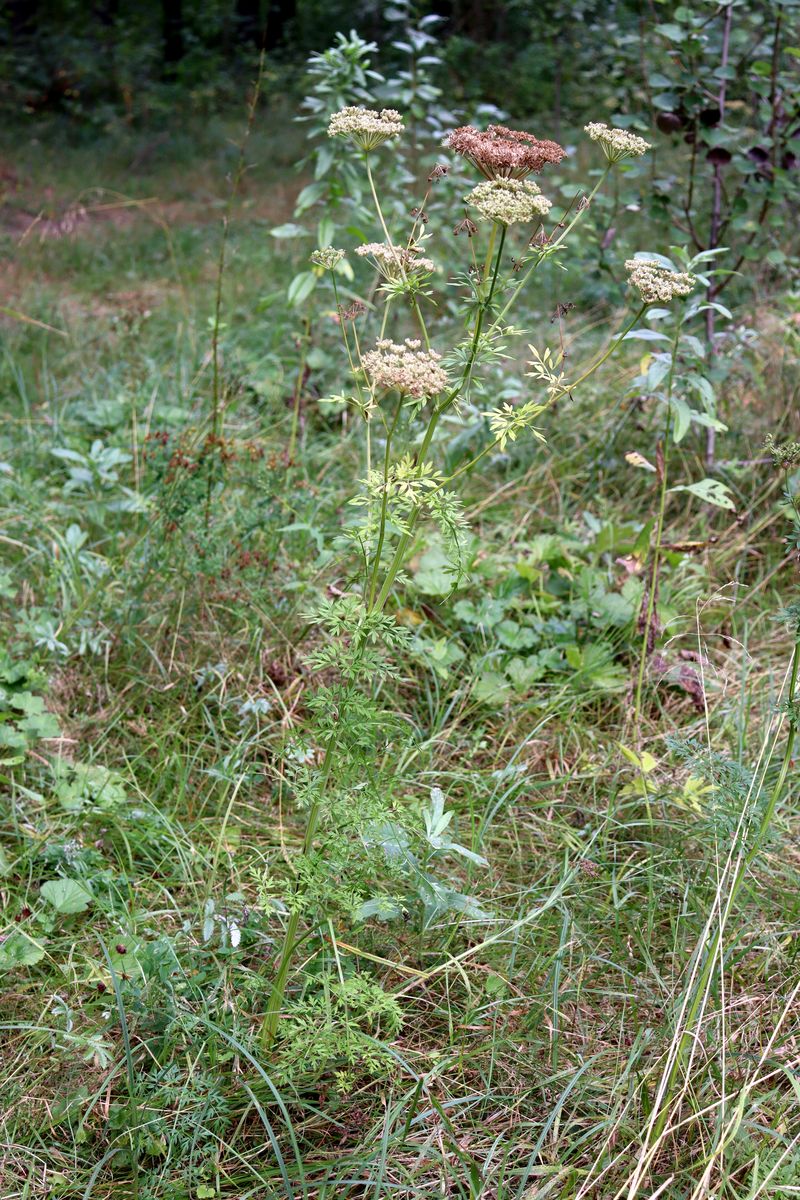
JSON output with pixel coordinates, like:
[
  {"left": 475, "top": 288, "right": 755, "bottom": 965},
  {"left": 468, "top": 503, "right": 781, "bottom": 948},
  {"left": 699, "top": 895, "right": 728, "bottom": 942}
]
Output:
[{"left": 258, "top": 109, "right": 693, "bottom": 1056}]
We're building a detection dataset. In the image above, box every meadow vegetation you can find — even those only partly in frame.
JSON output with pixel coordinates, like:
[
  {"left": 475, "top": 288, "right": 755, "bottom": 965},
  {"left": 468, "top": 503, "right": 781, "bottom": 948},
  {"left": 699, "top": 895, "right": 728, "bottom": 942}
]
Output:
[{"left": 1, "top": 5, "right": 799, "bottom": 1197}]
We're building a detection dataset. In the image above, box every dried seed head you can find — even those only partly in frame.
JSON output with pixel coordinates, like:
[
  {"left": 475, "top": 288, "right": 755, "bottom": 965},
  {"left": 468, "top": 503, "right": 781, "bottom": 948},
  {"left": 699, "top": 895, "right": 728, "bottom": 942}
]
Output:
[
  {"left": 584, "top": 123, "right": 651, "bottom": 162},
  {"left": 328, "top": 106, "right": 405, "bottom": 151},
  {"left": 446, "top": 124, "right": 566, "bottom": 179},
  {"left": 338, "top": 299, "right": 366, "bottom": 322},
  {"left": 466, "top": 178, "right": 552, "bottom": 226},
  {"left": 453, "top": 217, "right": 479, "bottom": 237}
]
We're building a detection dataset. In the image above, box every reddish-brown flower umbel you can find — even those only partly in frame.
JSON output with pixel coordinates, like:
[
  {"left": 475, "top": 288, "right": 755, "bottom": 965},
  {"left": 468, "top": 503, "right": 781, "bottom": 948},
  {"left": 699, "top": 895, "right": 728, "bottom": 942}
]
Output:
[{"left": 446, "top": 124, "right": 566, "bottom": 180}]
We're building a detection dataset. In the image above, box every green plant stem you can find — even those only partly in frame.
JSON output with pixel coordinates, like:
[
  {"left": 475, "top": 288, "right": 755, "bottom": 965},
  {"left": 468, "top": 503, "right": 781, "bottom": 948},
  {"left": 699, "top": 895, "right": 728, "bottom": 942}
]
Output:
[
  {"left": 490, "top": 166, "right": 611, "bottom": 333},
  {"left": 444, "top": 303, "right": 648, "bottom": 489},
  {"left": 288, "top": 314, "right": 311, "bottom": 464},
  {"left": 259, "top": 737, "right": 337, "bottom": 1050},
  {"left": 483, "top": 222, "right": 497, "bottom": 281},
  {"left": 650, "top": 635, "right": 799, "bottom": 1141},
  {"left": 372, "top": 225, "right": 508, "bottom": 611},
  {"left": 368, "top": 395, "right": 404, "bottom": 607},
  {"left": 330, "top": 273, "right": 363, "bottom": 400},
  {"left": 632, "top": 315, "right": 682, "bottom": 735},
  {"left": 330, "top": 271, "right": 372, "bottom": 477},
  {"left": 364, "top": 152, "right": 431, "bottom": 349},
  {"left": 205, "top": 49, "right": 267, "bottom": 530}
]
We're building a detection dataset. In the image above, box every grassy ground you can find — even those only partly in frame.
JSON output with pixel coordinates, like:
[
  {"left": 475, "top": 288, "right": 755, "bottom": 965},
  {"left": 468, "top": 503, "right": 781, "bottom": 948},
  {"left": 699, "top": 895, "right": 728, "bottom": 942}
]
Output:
[{"left": 1, "top": 109, "right": 799, "bottom": 1200}]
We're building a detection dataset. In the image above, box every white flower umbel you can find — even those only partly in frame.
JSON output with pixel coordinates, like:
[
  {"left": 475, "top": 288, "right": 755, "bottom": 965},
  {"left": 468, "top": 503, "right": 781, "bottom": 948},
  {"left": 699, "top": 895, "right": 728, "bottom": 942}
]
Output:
[
  {"left": 361, "top": 339, "right": 449, "bottom": 399},
  {"left": 465, "top": 178, "right": 552, "bottom": 226},
  {"left": 355, "top": 242, "right": 435, "bottom": 281},
  {"left": 625, "top": 258, "right": 696, "bottom": 303},
  {"left": 328, "top": 107, "right": 405, "bottom": 151},
  {"left": 584, "top": 122, "right": 651, "bottom": 163}
]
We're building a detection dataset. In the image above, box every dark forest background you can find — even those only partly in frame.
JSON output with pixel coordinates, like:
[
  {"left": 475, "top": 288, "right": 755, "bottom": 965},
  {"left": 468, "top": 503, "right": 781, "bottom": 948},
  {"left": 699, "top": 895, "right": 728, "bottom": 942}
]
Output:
[{"left": 1, "top": 0, "right": 654, "bottom": 123}]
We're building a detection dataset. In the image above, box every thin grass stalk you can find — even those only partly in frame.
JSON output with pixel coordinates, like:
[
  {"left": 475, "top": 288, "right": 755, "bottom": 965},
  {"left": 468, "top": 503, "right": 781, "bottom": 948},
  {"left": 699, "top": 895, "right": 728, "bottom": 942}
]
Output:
[
  {"left": 645, "top": 636, "right": 799, "bottom": 1147},
  {"left": 632, "top": 315, "right": 682, "bottom": 736},
  {"left": 204, "top": 48, "right": 267, "bottom": 529}
]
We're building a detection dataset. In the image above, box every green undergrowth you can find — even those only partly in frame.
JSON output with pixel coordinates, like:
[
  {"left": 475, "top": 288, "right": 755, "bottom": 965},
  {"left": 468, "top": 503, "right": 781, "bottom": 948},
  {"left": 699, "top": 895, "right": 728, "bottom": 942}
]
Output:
[{"left": 1, "top": 114, "right": 799, "bottom": 1200}]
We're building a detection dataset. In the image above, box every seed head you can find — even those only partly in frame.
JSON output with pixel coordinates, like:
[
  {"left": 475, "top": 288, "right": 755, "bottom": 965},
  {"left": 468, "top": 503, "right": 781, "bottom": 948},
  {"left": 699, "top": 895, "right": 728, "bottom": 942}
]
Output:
[
  {"left": 328, "top": 106, "right": 405, "bottom": 151},
  {"left": 446, "top": 124, "right": 565, "bottom": 179},
  {"left": 362, "top": 338, "right": 449, "bottom": 399},
  {"left": 310, "top": 247, "right": 346, "bottom": 269},
  {"left": 764, "top": 433, "right": 800, "bottom": 471},
  {"left": 466, "top": 178, "right": 552, "bottom": 226},
  {"left": 625, "top": 257, "right": 696, "bottom": 303},
  {"left": 585, "top": 123, "right": 651, "bottom": 162},
  {"left": 337, "top": 299, "right": 366, "bottom": 323}
]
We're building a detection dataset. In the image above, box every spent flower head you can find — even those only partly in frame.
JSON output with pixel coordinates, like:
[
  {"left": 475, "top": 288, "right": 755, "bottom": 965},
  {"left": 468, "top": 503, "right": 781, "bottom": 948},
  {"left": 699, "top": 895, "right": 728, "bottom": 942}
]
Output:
[
  {"left": 764, "top": 433, "right": 800, "bottom": 472},
  {"left": 466, "top": 178, "right": 552, "bottom": 226},
  {"left": 355, "top": 242, "right": 435, "bottom": 281},
  {"left": 446, "top": 124, "right": 566, "bottom": 180},
  {"left": 328, "top": 106, "right": 405, "bottom": 151},
  {"left": 362, "top": 338, "right": 449, "bottom": 399},
  {"left": 585, "top": 123, "right": 651, "bottom": 163},
  {"left": 625, "top": 257, "right": 696, "bottom": 303},
  {"left": 311, "top": 247, "right": 346, "bottom": 270}
]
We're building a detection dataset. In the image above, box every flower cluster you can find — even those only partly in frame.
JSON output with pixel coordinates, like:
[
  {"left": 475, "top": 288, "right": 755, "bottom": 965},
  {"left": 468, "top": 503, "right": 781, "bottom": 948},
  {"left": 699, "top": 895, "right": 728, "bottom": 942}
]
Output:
[
  {"left": 311, "top": 247, "right": 346, "bottom": 270},
  {"left": 355, "top": 242, "right": 435, "bottom": 280},
  {"left": 361, "top": 339, "right": 449, "bottom": 398},
  {"left": 446, "top": 124, "right": 566, "bottom": 179},
  {"left": 328, "top": 107, "right": 405, "bottom": 151},
  {"left": 584, "top": 123, "right": 651, "bottom": 162},
  {"left": 466, "top": 178, "right": 552, "bottom": 226},
  {"left": 625, "top": 258, "right": 696, "bottom": 303}
]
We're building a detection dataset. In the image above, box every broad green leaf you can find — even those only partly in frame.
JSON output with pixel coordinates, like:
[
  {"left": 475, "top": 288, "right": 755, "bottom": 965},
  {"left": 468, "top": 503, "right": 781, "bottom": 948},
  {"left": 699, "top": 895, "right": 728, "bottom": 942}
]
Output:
[
  {"left": 619, "top": 743, "right": 657, "bottom": 773},
  {"left": 0, "top": 930, "right": 45, "bottom": 970},
  {"left": 356, "top": 897, "right": 403, "bottom": 923},
  {"left": 287, "top": 271, "right": 317, "bottom": 308},
  {"left": 269, "top": 223, "right": 308, "bottom": 239},
  {"left": 496, "top": 619, "right": 536, "bottom": 650},
  {"left": 413, "top": 544, "right": 455, "bottom": 596},
  {"left": 670, "top": 477, "right": 736, "bottom": 511},
  {"left": 40, "top": 878, "right": 93, "bottom": 914},
  {"left": 622, "top": 328, "right": 671, "bottom": 343},
  {"left": 506, "top": 655, "right": 548, "bottom": 691},
  {"left": 294, "top": 181, "right": 327, "bottom": 213},
  {"left": 317, "top": 217, "right": 335, "bottom": 247},
  {"left": 669, "top": 395, "right": 692, "bottom": 443},
  {"left": 473, "top": 671, "right": 511, "bottom": 705}
]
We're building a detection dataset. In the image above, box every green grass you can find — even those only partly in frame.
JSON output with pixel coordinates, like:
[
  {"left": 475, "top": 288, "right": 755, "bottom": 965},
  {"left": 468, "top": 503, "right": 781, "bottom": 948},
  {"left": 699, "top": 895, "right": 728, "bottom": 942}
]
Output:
[{"left": 1, "top": 110, "right": 799, "bottom": 1200}]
